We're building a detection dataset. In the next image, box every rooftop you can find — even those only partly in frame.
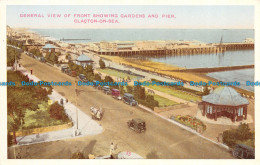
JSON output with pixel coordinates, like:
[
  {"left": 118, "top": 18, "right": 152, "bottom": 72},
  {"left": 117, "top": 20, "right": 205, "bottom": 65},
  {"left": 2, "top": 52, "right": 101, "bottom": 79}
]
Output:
[
  {"left": 42, "top": 44, "right": 56, "bottom": 49},
  {"left": 76, "top": 54, "right": 92, "bottom": 61},
  {"left": 202, "top": 86, "right": 249, "bottom": 106}
]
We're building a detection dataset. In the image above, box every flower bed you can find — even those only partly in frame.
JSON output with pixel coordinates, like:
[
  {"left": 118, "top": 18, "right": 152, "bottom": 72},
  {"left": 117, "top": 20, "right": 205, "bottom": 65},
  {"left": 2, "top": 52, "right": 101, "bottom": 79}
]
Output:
[{"left": 170, "top": 115, "right": 206, "bottom": 132}]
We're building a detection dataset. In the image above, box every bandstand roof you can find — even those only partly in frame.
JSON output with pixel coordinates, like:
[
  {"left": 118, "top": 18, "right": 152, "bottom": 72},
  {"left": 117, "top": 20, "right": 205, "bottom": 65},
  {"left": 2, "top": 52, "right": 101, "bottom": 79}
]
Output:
[
  {"left": 76, "top": 54, "right": 92, "bottom": 62},
  {"left": 202, "top": 86, "right": 249, "bottom": 106}
]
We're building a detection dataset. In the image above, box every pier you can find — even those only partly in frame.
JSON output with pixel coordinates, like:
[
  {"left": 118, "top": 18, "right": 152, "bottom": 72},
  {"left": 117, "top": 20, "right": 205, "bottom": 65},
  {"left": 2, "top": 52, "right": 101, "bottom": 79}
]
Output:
[
  {"left": 60, "top": 38, "right": 91, "bottom": 41},
  {"left": 91, "top": 43, "right": 254, "bottom": 57}
]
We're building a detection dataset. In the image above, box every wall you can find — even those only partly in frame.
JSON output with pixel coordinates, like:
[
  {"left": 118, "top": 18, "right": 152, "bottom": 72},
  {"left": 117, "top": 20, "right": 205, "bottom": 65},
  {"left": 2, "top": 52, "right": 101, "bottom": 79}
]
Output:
[{"left": 10, "top": 122, "right": 73, "bottom": 137}]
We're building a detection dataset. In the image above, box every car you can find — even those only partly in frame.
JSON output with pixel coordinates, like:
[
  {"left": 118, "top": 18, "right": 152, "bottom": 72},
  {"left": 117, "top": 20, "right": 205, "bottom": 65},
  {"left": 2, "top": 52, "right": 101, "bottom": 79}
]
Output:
[
  {"left": 232, "top": 144, "right": 255, "bottom": 159},
  {"left": 111, "top": 89, "right": 121, "bottom": 100},
  {"left": 61, "top": 66, "right": 68, "bottom": 73},
  {"left": 70, "top": 71, "right": 77, "bottom": 77},
  {"left": 79, "top": 74, "right": 88, "bottom": 82},
  {"left": 127, "top": 118, "right": 146, "bottom": 133},
  {"left": 103, "top": 86, "right": 111, "bottom": 95},
  {"left": 123, "top": 93, "right": 138, "bottom": 106}
]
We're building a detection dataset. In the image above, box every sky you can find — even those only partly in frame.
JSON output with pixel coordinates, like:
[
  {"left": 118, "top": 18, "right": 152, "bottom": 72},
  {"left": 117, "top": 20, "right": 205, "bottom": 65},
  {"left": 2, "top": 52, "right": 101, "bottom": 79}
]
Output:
[{"left": 6, "top": 5, "right": 254, "bottom": 29}]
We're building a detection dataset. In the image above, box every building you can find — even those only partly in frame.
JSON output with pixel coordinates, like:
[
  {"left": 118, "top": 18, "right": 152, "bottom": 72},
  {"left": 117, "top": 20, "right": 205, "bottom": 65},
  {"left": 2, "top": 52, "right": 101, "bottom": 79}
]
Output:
[
  {"left": 199, "top": 86, "right": 249, "bottom": 122},
  {"left": 75, "top": 54, "right": 94, "bottom": 67},
  {"left": 42, "top": 44, "right": 57, "bottom": 53}
]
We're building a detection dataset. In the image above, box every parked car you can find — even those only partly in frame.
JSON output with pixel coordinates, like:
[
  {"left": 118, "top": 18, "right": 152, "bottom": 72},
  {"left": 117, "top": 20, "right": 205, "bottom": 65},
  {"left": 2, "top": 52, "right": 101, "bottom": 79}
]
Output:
[
  {"left": 232, "top": 144, "right": 255, "bottom": 159},
  {"left": 127, "top": 118, "right": 146, "bottom": 133},
  {"left": 79, "top": 74, "right": 88, "bottom": 82},
  {"left": 61, "top": 66, "right": 68, "bottom": 73},
  {"left": 123, "top": 93, "right": 138, "bottom": 106},
  {"left": 111, "top": 89, "right": 121, "bottom": 100},
  {"left": 65, "top": 68, "right": 71, "bottom": 75},
  {"left": 69, "top": 70, "right": 77, "bottom": 77},
  {"left": 103, "top": 86, "right": 111, "bottom": 95},
  {"left": 39, "top": 57, "right": 45, "bottom": 63}
]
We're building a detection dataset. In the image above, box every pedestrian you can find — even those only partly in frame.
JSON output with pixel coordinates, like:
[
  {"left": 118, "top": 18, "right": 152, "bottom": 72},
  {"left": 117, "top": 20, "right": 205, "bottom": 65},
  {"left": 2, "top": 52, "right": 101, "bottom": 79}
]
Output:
[{"left": 30, "top": 69, "right": 33, "bottom": 75}]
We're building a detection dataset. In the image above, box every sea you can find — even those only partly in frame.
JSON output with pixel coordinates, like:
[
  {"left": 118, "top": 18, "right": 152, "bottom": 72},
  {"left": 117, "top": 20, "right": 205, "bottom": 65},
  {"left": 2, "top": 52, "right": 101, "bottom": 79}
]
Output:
[{"left": 31, "top": 29, "right": 254, "bottom": 92}]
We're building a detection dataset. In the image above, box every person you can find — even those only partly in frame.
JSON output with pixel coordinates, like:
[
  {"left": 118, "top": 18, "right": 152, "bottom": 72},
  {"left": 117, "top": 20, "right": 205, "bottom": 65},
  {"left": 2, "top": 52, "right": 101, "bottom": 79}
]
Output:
[
  {"left": 30, "top": 69, "right": 33, "bottom": 75},
  {"left": 110, "top": 142, "right": 115, "bottom": 157}
]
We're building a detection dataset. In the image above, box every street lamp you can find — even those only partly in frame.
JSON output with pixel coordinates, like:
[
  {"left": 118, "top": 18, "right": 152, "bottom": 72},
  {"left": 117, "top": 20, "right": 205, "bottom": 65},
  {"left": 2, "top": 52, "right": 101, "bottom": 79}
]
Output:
[{"left": 75, "top": 78, "right": 79, "bottom": 135}]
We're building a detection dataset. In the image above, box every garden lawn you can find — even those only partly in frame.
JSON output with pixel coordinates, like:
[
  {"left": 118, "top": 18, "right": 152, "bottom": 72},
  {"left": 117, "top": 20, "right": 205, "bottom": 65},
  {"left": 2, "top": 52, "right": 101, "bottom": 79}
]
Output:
[
  {"left": 148, "top": 85, "right": 201, "bottom": 102},
  {"left": 153, "top": 95, "right": 178, "bottom": 107},
  {"left": 22, "top": 102, "right": 70, "bottom": 130}
]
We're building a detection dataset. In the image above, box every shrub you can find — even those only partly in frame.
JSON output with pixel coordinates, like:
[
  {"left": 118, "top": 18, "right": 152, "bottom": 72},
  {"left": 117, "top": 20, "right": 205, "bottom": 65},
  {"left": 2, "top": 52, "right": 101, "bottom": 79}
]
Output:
[
  {"left": 99, "top": 59, "right": 106, "bottom": 69},
  {"left": 49, "top": 101, "right": 69, "bottom": 122},
  {"left": 223, "top": 123, "right": 254, "bottom": 148}
]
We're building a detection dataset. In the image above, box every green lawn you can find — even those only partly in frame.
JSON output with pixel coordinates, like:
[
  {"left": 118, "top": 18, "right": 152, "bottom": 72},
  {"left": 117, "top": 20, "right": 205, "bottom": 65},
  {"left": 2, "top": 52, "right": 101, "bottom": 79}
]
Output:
[
  {"left": 22, "top": 102, "right": 70, "bottom": 130},
  {"left": 154, "top": 95, "right": 178, "bottom": 107},
  {"left": 97, "top": 68, "right": 139, "bottom": 80},
  {"left": 148, "top": 85, "right": 201, "bottom": 102}
]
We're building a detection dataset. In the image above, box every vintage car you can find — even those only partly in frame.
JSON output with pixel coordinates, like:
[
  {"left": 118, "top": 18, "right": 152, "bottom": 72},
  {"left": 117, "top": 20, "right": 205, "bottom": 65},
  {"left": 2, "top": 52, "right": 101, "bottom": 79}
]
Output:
[
  {"left": 123, "top": 93, "right": 138, "bottom": 106},
  {"left": 103, "top": 86, "right": 111, "bottom": 95},
  {"left": 90, "top": 107, "right": 104, "bottom": 120},
  {"left": 127, "top": 118, "right": 146, "bottom": 133},
  {"left": 232, "top": 144, "right": 255, "bottom": 159},
  {"left": 79, "top": 74, "right": 88, "bottom": 82},
  {"left": 111, "top": 89, "right": 121, "bottom": 100},
  {"left": 61, "top": 66, "right": 68, "bottom": 72}
]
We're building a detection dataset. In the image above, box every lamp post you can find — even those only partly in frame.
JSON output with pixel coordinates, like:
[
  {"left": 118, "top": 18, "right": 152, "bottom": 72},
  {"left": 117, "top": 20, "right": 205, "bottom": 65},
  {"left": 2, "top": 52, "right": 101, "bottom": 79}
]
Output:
[{"left": 75, "top": 78, "right": 79, "bottom": 132}]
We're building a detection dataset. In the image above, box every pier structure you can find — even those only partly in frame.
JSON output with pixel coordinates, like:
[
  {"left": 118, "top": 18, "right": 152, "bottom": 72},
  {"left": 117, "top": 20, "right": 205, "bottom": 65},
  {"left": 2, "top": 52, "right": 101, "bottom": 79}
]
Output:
[{"left": 90, "top": 42, "right": 253, "bottom": 57}]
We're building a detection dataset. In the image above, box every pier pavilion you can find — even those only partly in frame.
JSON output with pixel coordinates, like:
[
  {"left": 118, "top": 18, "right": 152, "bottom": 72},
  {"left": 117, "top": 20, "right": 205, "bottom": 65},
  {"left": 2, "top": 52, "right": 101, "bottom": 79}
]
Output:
[{"left": 199, "top": 86, "right": 249, "bottom": 122}]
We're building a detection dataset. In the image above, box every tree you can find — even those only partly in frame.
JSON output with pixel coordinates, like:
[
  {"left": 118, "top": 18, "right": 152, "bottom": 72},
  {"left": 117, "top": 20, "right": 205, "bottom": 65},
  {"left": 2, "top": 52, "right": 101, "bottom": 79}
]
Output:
[
  {"left": 133, "top": 85, "right": 145, "bottom": 100},
  {"left": 104, "top": 75, "right": 113, "bottom": 82},
  {"left": 7, "top": 47, "right": 20, "bottom": 66},
  {"left": 8, "top": 113, "right": 20, "bottom": 145},
  {"left": 203, "top": 85, "right": 210, "bottom": 95},
  {"left": 99, "top": 59, "right": 106, "bottom": 69},
  {"left": 94, "top": 73, "right": 102, "bottom": 82},
  {"left": 146, "top": 95, "right": 159, "bottom": 108},
  {"left": 223, "top": 123, "right": 254, "bottom": 148},
  {"left": 119, "top": 85, "right": 125, "bottom": 95},
  {"left": 126, "top": 86, "right": 133, "bottom": 94},
  {"left": 86, "top": 64, "right": 94, "bottom": 75},
  {"left": 49, "top": 101, "right": 68, "bottom": 121}
]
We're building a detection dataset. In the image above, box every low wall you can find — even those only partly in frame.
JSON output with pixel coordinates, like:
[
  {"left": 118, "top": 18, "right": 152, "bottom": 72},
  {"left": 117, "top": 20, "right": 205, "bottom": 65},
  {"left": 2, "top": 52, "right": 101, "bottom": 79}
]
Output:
[
  {"left": 10, "top": 122, "right": 73, "bottom": 137},
  {"left": 154, "top": 104, "right": 190, "bottom": 113}
]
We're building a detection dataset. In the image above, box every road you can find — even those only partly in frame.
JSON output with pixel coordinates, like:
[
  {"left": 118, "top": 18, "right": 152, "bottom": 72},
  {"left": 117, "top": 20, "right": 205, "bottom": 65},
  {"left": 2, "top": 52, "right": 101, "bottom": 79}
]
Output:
[{"left": 12, "top": 53, "right": 233, "bottom": 159}]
